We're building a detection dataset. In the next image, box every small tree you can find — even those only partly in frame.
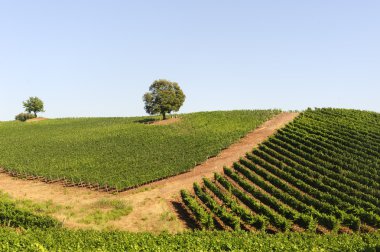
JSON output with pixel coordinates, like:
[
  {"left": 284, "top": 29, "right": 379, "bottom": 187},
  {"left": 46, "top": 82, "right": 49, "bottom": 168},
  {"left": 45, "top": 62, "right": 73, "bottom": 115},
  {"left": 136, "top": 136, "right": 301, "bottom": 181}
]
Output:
[
  {"left": 23, "top": 97, "right": 45, "bottom": 117},
  {"left": 143, "top": 79, "right": 186, "bottom": 120}
]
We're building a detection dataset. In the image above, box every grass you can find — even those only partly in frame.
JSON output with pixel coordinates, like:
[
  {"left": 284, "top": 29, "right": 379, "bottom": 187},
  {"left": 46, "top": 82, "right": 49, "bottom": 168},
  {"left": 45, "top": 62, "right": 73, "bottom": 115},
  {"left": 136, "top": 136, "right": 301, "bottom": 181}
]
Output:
[
  {"left": 80, "top": 199, "right": 132, "bottom": 225},
  {"left": 0, "top": 189, "right": 133, "bottom": 229},
  {"left": 0, "top": 191, "right": 62, "bottom": 216},
  {"left": 160, "top": 211, "right": 176, "bottom": 222},
  {"left": 0, "top": 110, "right": 279, "bottom": 190},
  {"left": 0, "top": 191, "right": 60, "bottom": 229}
]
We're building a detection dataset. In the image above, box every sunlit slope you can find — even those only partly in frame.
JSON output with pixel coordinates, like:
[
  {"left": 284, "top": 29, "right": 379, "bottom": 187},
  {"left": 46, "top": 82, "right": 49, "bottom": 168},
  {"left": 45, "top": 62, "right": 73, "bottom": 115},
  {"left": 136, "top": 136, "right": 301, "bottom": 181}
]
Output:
[
  {"left": 0, "top": 110, "right": 279, "bottom": 190},
  {"left": 181, "top": 108, "right": 380, "bottom": 233}
]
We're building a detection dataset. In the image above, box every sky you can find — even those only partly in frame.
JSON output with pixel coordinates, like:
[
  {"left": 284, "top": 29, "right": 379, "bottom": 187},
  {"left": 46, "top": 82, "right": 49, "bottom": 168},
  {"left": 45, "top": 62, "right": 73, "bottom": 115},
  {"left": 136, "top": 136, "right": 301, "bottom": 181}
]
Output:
[{"left": 0, "top": 1, "right": 379, "bottom": 120}]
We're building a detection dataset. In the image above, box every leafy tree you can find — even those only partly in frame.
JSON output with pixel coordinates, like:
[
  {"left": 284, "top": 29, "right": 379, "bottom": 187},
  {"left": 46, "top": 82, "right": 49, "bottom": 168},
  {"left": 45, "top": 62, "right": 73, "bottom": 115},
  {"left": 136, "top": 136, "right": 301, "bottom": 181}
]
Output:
[
  {"left": 143, "top": 79, "right": 186, "bottom": 120},
  {"left": 23, "top": 97, "right": 45, "bottom": 117}
]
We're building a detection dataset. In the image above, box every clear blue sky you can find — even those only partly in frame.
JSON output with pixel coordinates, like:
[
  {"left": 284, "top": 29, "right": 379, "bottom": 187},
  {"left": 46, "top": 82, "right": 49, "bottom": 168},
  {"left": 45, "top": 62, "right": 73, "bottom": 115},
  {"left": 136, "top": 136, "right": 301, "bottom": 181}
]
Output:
[{"left": 1, "top": 1, "right": 379, "bottom": 120}]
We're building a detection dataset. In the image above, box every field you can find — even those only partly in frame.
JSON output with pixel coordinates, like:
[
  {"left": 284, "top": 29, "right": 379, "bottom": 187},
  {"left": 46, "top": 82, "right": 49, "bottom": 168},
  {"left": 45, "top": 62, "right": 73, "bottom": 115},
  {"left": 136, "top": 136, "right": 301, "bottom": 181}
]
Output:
[
  {"left": 1, "top": 108, "right": 379, "bottom": 251},
  {"left": 181, "top": 108, "right": 380, "bottom": 233},
  {"left": 0, "top": 110, "right": 279, "bottom": 190}
]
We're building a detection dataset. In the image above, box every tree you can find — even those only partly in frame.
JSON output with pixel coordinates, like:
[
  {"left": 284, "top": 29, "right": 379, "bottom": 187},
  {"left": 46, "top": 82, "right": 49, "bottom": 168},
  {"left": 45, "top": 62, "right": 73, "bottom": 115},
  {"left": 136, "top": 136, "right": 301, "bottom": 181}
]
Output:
[
  {"left": 143, "top": 79, "right": 186, "bottom": 120},
  {"left": 23, "top": 97, "right": 45, "bottom": 117}
]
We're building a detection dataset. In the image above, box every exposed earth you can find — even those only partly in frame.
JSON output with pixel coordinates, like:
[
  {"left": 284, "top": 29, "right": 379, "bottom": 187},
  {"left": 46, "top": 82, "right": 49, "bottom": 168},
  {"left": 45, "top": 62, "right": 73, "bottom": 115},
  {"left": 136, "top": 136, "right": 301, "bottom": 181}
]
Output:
[{"left": 26, "top": 117, "right": 48, "bottom": 123}]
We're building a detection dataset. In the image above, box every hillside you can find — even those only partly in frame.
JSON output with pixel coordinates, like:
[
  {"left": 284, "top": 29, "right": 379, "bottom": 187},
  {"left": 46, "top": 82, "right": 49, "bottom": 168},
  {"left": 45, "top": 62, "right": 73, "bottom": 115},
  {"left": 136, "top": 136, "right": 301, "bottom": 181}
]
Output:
[
  {"left": 0, "top": 112, "right": 295, "bottom": 232},
  {"left": 181, "top": 108, "right": 380, "bottom": 233},
  {"left": 0, "top": 110, "right": 279, "bottom": 190},
  {"left": 0, "top": 108, "right": 379, "bottom": 251}
]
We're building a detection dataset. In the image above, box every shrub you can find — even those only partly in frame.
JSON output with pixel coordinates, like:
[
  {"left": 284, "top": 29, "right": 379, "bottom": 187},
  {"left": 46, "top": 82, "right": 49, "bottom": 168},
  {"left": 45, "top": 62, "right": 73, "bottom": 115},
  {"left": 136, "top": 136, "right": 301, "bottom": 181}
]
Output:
[{"left": 15, "top": 113, "right": 36, "bottom": 122}]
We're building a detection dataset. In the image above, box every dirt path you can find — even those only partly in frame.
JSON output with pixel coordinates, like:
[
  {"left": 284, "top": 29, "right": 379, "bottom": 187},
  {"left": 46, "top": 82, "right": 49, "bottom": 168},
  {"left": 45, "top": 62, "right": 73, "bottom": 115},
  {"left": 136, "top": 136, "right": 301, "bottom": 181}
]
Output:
[{"left": 0, "top": 112, "right": 298, "bottom": 233}]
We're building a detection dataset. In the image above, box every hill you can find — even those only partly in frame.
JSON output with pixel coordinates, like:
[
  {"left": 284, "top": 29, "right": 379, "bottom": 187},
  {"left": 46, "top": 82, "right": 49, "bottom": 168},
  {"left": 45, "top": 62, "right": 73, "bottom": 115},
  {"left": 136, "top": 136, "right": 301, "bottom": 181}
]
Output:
[
  {"left": 0, "top": 112, "right": 295, "bottom": 232},
  {"left": 180, "top": 108, "right": 380, "bottom": 233},
  {"left": 0, "top": 110, "right": 279, "bottom": 190},
  {"left": 0, "top": 108, "right": 379, "bottom": 251}
]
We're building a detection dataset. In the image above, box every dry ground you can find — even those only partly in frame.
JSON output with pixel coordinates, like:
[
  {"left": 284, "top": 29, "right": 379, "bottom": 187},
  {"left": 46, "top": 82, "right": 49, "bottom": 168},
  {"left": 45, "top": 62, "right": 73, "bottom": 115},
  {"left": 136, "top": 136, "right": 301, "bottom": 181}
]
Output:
[
  {"left": 0, "top": 112, "right": 298, "bottom": 233},
  {"left": 26, "top": 117, "right": 48, "bottom": 123},
  {"left": 151, "top": 117, "right": 181, "bottom": 125}
]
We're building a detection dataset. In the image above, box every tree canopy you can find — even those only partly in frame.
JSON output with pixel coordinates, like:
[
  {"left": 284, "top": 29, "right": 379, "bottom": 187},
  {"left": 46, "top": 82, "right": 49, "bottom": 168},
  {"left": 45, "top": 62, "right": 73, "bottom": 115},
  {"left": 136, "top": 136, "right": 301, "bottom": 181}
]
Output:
[
  {"left": 23, "top": 97, "right": 45, "bottom": 117},
  {"left": 143, "top": 80, "right": 186, "bottom": 120}
]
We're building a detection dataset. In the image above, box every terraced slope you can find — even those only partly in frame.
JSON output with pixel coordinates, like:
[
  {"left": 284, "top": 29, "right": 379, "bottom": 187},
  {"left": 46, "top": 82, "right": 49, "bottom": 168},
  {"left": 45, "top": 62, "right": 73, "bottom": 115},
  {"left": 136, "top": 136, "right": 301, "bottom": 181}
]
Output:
[
  {"left": 0, "top": 110, "right": 279, "bottom": 190},
  {"left": 181, "top": 108, "right": 380, "bottom": 233}
]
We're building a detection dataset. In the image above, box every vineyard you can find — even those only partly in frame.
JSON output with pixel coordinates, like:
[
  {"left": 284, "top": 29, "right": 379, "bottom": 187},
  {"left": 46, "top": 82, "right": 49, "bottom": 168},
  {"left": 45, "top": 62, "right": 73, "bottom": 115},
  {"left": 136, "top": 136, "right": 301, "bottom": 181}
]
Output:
[
  {"left": 0, "top": 110, "right": 279, "bottom": 191},
  {"left": 181, "top": 108, "right": 380, "bottom": 234},
  {"left": 0, "top": 108, "right": 380, "bottom": 250}
]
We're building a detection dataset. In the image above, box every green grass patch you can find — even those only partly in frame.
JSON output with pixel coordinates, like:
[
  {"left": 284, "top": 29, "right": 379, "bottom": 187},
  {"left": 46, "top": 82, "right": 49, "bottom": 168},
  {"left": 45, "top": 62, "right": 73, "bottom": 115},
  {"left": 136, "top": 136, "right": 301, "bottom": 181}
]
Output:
[
  {"left": 0, "top": 191, "right": 60, "bottom": 229},
  {"left": 0, "top": 192, "right": 62, "bottom": 216},
  {"left": 80, "top": 199, "right": 132, "bottom": 225}
]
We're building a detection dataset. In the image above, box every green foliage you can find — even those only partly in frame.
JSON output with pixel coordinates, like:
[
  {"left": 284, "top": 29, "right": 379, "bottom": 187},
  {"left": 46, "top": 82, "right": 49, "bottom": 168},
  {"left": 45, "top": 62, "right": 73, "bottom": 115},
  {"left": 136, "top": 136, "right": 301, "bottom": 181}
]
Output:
[
  {"left": 22, "top": 97, "right": 45, "bottom": 117},
  {"left": 203, "top": 177, "right": 268, "bottom": 230},
  {"left": 180, "top": 190, "right": 214, "bottom": 230},
  {"left": 143, "top": 79, "right": 185, "bottom": 119},
  {"left": 0, "top": 110, "right": 279, "bottom": 190},
  {"left": 15, "top": 113, "right": 36, "bottom": 122},
  {"left": 193, "top": 182, "right": 241, "bottom": 231},
  {"left": 0, "top": 228, "right": 379, "bottom": 251},
  {"left": 0, "top": 192, "right": 60, "bottom": 229},
  {"left": 81, "top": 199, "right": 132, "bottom": 225},
  {"left": 181, "top": 108, "right": 379, "bottom": 233},
  {"left": 222, "top": 167, "right": 291, "bottom": 231}
]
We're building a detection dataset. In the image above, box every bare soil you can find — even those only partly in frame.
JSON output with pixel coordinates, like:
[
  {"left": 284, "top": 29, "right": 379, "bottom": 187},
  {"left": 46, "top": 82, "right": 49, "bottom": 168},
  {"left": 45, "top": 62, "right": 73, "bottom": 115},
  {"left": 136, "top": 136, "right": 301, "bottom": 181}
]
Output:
[
  {"left": 0, "top": 112, "right": 298, "bottom": 233},
  {"left": 151, "top": 117, "right": 181, "bottom": 125},
  {"left": 26, "top": 117, "right": 48, "bottom": 123}
]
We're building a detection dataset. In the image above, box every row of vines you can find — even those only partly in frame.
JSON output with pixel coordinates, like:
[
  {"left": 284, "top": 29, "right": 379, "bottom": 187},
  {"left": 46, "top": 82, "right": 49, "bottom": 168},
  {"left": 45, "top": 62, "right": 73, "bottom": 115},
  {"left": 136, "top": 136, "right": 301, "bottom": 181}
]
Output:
[{"left": 181, "top": 108, "right": 380, "bottom": 234}]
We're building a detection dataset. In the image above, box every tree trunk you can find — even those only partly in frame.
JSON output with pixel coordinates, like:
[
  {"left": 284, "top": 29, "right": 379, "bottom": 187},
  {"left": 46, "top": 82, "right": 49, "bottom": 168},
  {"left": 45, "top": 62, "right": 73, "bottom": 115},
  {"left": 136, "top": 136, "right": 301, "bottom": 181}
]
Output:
[
  {"left": 34, "top": 112, "right": 37, "bottom": 117},
  {"left": 162, "top": 112, "right": 166, "bottom": 120}
]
